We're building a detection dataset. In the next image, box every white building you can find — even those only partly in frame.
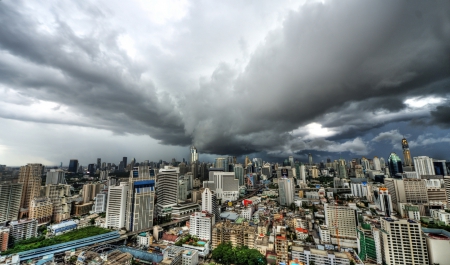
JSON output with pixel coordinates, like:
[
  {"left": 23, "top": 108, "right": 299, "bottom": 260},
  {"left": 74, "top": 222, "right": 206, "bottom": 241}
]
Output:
[
  {"left": 414, "top": 156, "right": 436, "bottom": 176},
  {"left": 189, "top": 211, "right": 214, "bottom": 242},
  {"left": 374, "top": 187, "right": 393, "bottom": 217},
  {"left": 203, "top": 171, "right": 240, "bottom": 202},
  {"left": 291, "top": 246, "right": 360, "bottom": 265},
  {"left": 402, "top": 171, "right": 419, "bottom": 179},
  {"left": 425, "top": 230, "right": 450, "bottom": 265},
  {"left": 137, "top": 232, "right": 153, "bottom": 247},
  {"left": 9, "top": 219, "right": 38, "bottom": 241},
  {"left": 45, "top": 169, "right": 66, "bottom": 185},
  {"left": 430, "top": 209, "right": 450, "bottom": 225},
  {"left": 319, "top": 225, "right": 331, "bottom": 244},
  {"left": 182, "top": 249, "right": 199, "bottom": 265},
  {"left": 373, "top": 157, "right": 381, "bottom": 171},
  {"left": 380, "top": 217, "right": 428, "bottom": 265},
  {"left": 324, "top": 204, "right": 358, "bottom": 248},
  {"left": 106, "top": 182, "right": 128, "bottom": 229},
  {"left": 92, "top": 193, "right": 107, "bottom": 213},
  {"left": 202, "top": 188, "right": 219, "bottom": 221},
  {"left": 351, "top": 182, "right": 372, "bottom": 200},
  {"left": 156, "top": 166, "right": 179, "bottom": 215},
  {"left": 278, "top": 178, "right": 294, "bottom": 206}
]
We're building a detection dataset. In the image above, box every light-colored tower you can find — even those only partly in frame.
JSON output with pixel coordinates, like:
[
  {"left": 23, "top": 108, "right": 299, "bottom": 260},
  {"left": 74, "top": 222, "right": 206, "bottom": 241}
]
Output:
[
  {"left": 308, "top": 153, "right": 313, "bottom": 165},
  {"left": 361, "top": 157, "right": 370, "bottom": 171},
  {"left": 324, "top": 204, "right": 358, "bottom": 244},
  {"left": 380, "top": 218, "right": 428, "bottom": 265},
  {"left": 156, "top": 166, "right": 179, "bottom": 217},
  {"left": 413, "top": 156, "right": 435, "bottom": 176},
  {"left": 202, "top": 188, "right": 219, "bottom": 221},
  {"left": 106, "top": 182, "right": 129, "bottom": 229},
  {"left": 29, "top": 197, "right": 53, "bottom": 224},
  {"left": 402, "top": 137, "right": 412, "bottom": 167},
  {"left": 0, "top": 182, "right": 23, "bottom": 223},
  {"left": 189, "top": 211, "right": 215, "bottom": 242},
  {"left": 373, "top": 157, "right": 381, "bottom": 171},
  {"left": 42, "top": 184, "right": 72, "bottom": 223},
  {"left": 126, "top": 166, "right": 156, "bottom": 232},
  {"left": 18, "top": 163, "right": 44, "bottom": 212},
  {"left": 375, "top": 188, "right": 393, "bottom": 217},
  {"left": 45, "top": 169, "right": 66, "bottom": 185},
  {"left": 299, "top": 164, "right": 306, "bottom": 183},
  {"left": 234, "top": 164, "right": 244, "bottom": 186},
  {"left": 190, "top": 146, "right": 199, "bottom": 164},
  {"left": 278, "top": 178, "right": 294, "bottom": 206}
]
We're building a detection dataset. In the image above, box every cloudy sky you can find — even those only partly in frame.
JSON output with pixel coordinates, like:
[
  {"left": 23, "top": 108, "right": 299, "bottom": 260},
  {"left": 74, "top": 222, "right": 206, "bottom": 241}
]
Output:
[{"left": 1, "top": 0, "right": 450, "bottom": 166}]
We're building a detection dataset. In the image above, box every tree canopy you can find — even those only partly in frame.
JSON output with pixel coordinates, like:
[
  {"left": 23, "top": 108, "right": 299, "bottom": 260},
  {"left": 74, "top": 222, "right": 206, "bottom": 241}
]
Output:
[{"left": 212, "top": 242, "right": 266, "bottom": 265}]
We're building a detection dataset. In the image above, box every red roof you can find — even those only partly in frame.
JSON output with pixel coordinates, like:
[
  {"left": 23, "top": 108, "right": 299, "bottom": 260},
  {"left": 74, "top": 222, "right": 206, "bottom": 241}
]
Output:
[{"left": 295, "top": 228, "right": 308, "bottom": 233}]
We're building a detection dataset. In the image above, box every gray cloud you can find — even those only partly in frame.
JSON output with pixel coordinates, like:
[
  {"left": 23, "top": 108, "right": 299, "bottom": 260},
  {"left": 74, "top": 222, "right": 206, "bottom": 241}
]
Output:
[{"left": 1, "top": 0, "right": 450, "bottom": 163}]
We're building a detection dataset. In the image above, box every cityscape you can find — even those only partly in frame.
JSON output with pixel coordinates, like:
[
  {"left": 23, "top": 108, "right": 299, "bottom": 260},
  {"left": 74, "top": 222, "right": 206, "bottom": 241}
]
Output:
[{"left": 1, "top": 0, "right": 450, "bottom": 265}]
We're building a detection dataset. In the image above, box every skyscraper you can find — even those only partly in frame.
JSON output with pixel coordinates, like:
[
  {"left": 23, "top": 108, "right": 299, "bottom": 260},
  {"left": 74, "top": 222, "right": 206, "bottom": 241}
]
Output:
[
  {"left": 402, "top": 137, "right": 412, "bottom": 167},
  {"left": 388, "top": 153, "right": 403, "bottom": 176},
  {"left": 68, "top": 159, "right": 79, "bottom": 173},
  {"left": 0, "top": 182, "right": 23, "bottom": 223},
  {"left": 202, "top": 188, "right": 219, "bottom": 221},
  {"left": 97, "top": 158, "right": 101, "bottom": 170},
  {"left": 373, "top": 157, "right": 381, "bottom": 171},
  {"left": 288, "top": 156, "right": 294, "bottom": 167},
  {"left": 278, "top": 178, "right": 294, "bottom": 206},
  {"left": 18, "top": 163, "right": 44, "bottom": 212},
  {"left": 122, "top": 157, "right": 128, "bottom": 171},
  {"left": 126, "top": 165, "right": 156, "bottom": 232},
  {"left": 190, "top": 146, "right": 198, "bottom": 164},
  {"left": 413, "top": 156, "right": 435, "bottom": 176},
  {"left": 308, "top": 153, "right": 313, "bottom": 165},
  {"left": 45, "top": 169, "right": 66, "bottom": 185},
  {"left": 324, "top": 204, "right": 358, "bottom": 246},
  {"left": 106, "top": 182, "right": 129, "bottom": 229},
  {"left": 234, "top": 164, "right": 244, "bottom": 186},
  {"left": 156, "top": 166, "right": 179, "bottom": 217}
]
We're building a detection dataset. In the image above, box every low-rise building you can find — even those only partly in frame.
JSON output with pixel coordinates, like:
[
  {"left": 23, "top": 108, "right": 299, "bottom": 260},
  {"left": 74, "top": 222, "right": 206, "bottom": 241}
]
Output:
[{"left": 291, "top": 246, "right": 361, "bottom": 265}]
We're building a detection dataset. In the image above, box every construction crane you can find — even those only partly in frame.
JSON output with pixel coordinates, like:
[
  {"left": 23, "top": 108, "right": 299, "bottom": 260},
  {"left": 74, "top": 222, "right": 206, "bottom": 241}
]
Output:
[{"left": 333, "top": 195, "right": 340, "bottom": 251}]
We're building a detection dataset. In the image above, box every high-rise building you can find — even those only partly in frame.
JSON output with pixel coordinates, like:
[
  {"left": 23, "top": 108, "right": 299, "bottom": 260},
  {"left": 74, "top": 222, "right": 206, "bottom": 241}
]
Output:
[
  {"left": 189, "top": 211, "right": 215, "bottom": 242},
  {"left": 338, "top": 159, "right": 347, "bottom": 178},
  {"left": 202, "top": 188, "right": 219, "bottom": 221},
  {"left": 373, "top": 157, "right": 381, "bottom": 171},
  {"left": 122, "top": 157, "right": 128, "bottom": 171},
  {"left": 308, "top": 153, "right": 313, "bottom": 165},
  {"left": 357, "top": 224, "right": 382, "bottom": 264},
  {"left": 0, "top": 227, "right": 9, "bottom": 252},
  {"left": 190, "top": 146, "right": 198, "bottom": 164},
  {"left": 126, "top": 165, "right": 156, "bottom": 232},
  {"left": 388, "top": 153, "right": 403, "bottom": 176},
  {"left": 0, "top": 182, "right": 23, "bottom": 224},
  {"left": 18, "top": 163, "right": 44, "bottom": 213},
  {"left": 374, "top": 187, "right": 393, "bottom": 217},
  {"left": 9, "top": 219, "right": 38, "bottom": 241},
  {"left": 324, "top": 204, "right": 358, "bottom": 247},
  {"left": 278, "top": 178, "right": 294, "bottom": 206},
  {"left": 361, "top": 157, "right": 370, "bottom": 171},
  {"left": 214, "top": 158, "right": 228, "bottom": 172},
  {"left": 29, "top": 197, "right": 53, "bottom": 224},
  {"left": 299, "top": 164, "right": 306, "bottom": 183},
  {"left": 106, "top": 182, "right": 129, "bottom": 229},
  {"left": 97, "top": 158, "right": 101, "bottom": 170},
  {"left": 203, "top": 171, "right": 240, "bottom": 202},
  {"left": 45, "top": 169, "right": 66, "bottom": 185},
  {"left": 93, "top": 193, "right": 107, "bottom": 213},
  {"left": 68, "top": 159, "right": 79, "bottom": 173},
  {"left": 414, "top": 156, "right": 435, "bottom": 176},
  {"left": 288, "top": 156, "right": 294, "bottom": 167},
  {"left": 380, "top": 218, "right": 428, "bottom": 265},
  {"left": 82, "top": 183, "right": 103, "bottom": 204},
  {"left": 384, "top": 178, "right": 428, "bottom": 212},
  {"left": 233, "top": 164, "right": 244, "bottom": 186},
  {"left": 433, "top": 159, "right": 448, "bottom": 176},
  {"left": 156, "top": 166, "right": 179, "bottom": 217},
  {"left": 178, "top": 180, "right": 188, "bottom": 201},
  {"left": 402, "top": 137, "right": 412, "bottom": 167},
  {"left": 87, "top": 164, "right": 95, "bottom": 175},
  {"left": 41, "top": 184, "right": 72, "bottom": 223},
  {"left": 380, "top": 157, "right": 386, "bottom": 169}
]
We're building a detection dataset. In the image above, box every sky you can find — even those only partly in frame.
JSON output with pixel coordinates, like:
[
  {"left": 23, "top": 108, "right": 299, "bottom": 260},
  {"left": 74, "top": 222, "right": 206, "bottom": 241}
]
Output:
[{"left": 0, "top": 0, "right": 450, "bottom": 166}]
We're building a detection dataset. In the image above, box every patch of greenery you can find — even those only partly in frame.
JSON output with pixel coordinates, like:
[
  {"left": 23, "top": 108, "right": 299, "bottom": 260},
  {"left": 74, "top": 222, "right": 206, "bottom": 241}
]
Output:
[
  {"left": 2, "top": 226, "right": 110, "bottom": 255},
  {"left": 212, "top": 242, "right": 266, "bottom": 265},
  {"left": 175, "top": 234, "right": 203, "bottom": 247}
]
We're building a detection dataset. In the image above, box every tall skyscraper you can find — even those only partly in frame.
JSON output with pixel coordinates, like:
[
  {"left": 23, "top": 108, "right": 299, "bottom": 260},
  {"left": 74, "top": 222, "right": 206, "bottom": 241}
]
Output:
[
  {"left": 202, "top": 188, "right": 219, "bottom": 221},
  {"left": 190, "top": 211, "right": 215, "bottom": 242},
  {"left": 402, "top": 137, "right": 412, "bottom": 167},
  {"left": 41, "top": 184, "right": 72, "bottom": 223},
  {"left": 374, "top": 187, "right": 393, "bottom": 217},
  {"left": 97, "top": 158, "right": 101, "bottom": 170},
  {"left": 288, "top": 156, "right": 294, "bottom": 167},
  {"left": 299, "top": 164, "right": 306, "bottom": 183},
  {"left": 18, "top": 163, "right": 44, "bottom": 212},
  {"left": 68, "top": 159, "right": 79, "bottom": 173},
  {"left": 45, "top": 169, "right": 66, "bottom": 185},
  {"left": 324, "top": 204, "right": 358, "bottom": 246},
  {"left": 106, "top": 182, "right": 129, "bottom": 229},
  {"left": 234, "top": 164, "right": 244, "bottom": 186},
  {"left": 190, "top": 146, "right": 198, "bottom": 164},
  {"left": 156, "top": 166, "right": 179, "bottom": 217},
  {"left": 308, "top": 153, "right": 313, "bottom": 165},
  {"left": 0, "top": 182, "right": 23, "bottom": 223},
  {"left": 126, "top": 165, "right": 156, "bottom": 232},
  {"left": 380, "top": 218, "right": 428, "bottom": 265},
  {"left": 122, "top": 157, "right": 128, "bottom": 171},
  {"left": 373, "top": 157, "right": 381, "bottom": 171},
  {"left": 388, "top": 153, "right": 403, "bottom": 176},
  {"left": 278, "top": 178, "right": 294, "bottom": 206},
  {"left": 361, "top": 157, "right": 370, "bottom": 171},
  {"left": 413, "top": 156, "right": 435, "bottom": 176}
]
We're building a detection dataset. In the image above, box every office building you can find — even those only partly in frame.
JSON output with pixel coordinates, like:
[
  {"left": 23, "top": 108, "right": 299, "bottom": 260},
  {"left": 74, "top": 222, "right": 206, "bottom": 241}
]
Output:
[
  {"left": 374, "top": 187, "right": 393, "bottom": 217},
  {"left": 299, "top": 164, "right": 306, "bottom": 183},
  {"left": 402, "top": 137, "right": 412, "bottom": 167},
  {"left": 190, "top": 211, "right": 215, "bottom": 242},
  {"left": 178, "top": 179, "right": 188, "bottom": 201},
  {"left": 414, "top": 156, "right": 435, "bottom": 176},
  {"left": 234, "top": 164, "right": 244, "bottom": 186},
  {"left": 126, "top": 166, "right": 156, "bottom": 232},
  {"left": 45, "top": 169, "right": 66, "bottom": 185},
  {"left": 384, "top": 178, "right": 428, "bottom": 211},
  {"left": 97, "top": 158, "right": 101, "bottom": 170},
  {"left": 202, "top": 188, "right": 219, "bottom": 221},
  {"left": 203, "top": 171, "right": 240, "bottom": 202},
  {"left": 373, "top": 157, "right": 381, "bottom": 171},
  {"left": 68, "top": 159, "right": 79, "bottom": 173},
  {"left": 308, "top": 153, "right": 313, "bottom": 165},
  {"left": 18, "top": 163, "right": 44, "bottom": 212},
  {"left": 338, "top": 159, "right": 347, "bottom": 178},
  {"left": 156, "top": 166, "right": 179, "bottom": 216},
  {"left": 277, "top": 166, "right": 295, "bottom": 178},
  {"left": 0, "top": 182, "right": 23, "bottom": 224},
  {"left": 388, "top": 153, "right": 403, "bottom": 176},
  {"left": 93, "top": 193, "right": 107, "bottom": 213},
  {"left": 41, "top": 184, "right": 72, "bottom": 223},
  {"left": 106, "top": 182, "right": 129, "bottom": 229},
  {"left": 292, "top": 246, "right": 358, "bottom": 265},
  {"left": 324, "top": 204, "right": 358, "bottom": 247},
  {"left": 278, "top": 178, "right": 294, "bottom": 206},
  {"left": 29, "top": 197, "right": 53, "bottom": 224},
  {"left": 9, "top": 219, "right": 38, "bottom": 241},
  {"left": 434, "top": 159, "right": 448, "bottom": 176},
  {"left": 361, "top": 157, "right": 370, "bottom": 171},
  {"left": 357, "top": 224, "right": 382, "bottom": 264},
  {"left": 215, "top": 158, "right": 228, "bottom": 172},
  {"left": 351, "top": 182, "right": 372, "bottom": 201},
  {"left": 190, "top": 146, "right": 198, "bottom": 164},
  {"left": 380, "top": 218, "right": 428, "bottom": 265},
  {"left": 82, "top": 183, "right": 103, "bottom": 203}
]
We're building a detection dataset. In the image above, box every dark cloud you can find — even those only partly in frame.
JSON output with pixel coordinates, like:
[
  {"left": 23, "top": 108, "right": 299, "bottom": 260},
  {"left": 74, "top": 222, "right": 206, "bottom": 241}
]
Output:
[{"left": 1, "top": 0, "right": 450, "bottom": 162}]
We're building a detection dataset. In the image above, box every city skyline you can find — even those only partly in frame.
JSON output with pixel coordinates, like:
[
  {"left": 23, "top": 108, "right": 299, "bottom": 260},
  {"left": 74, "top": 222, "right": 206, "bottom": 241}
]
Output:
[{"left": 1, "top": 1, "right": 450, "bottom": 166}]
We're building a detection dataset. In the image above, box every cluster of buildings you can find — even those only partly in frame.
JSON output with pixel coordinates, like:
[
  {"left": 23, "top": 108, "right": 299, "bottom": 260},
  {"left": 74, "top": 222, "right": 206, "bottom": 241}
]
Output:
[{"left": 0, "top": 140, "right": 450, "bottom": 265}]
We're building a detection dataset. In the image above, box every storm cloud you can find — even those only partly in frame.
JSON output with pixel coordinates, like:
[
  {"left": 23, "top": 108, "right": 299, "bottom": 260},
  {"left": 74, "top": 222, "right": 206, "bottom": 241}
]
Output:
[{"left": 1, "top": 0, "right": 450, "bottom": 165}]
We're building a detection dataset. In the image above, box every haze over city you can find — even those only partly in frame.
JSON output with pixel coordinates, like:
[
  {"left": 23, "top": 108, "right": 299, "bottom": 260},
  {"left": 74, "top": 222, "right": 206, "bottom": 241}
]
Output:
[{"left": 1, "top": 0, "right": 450, "bottom": 166}]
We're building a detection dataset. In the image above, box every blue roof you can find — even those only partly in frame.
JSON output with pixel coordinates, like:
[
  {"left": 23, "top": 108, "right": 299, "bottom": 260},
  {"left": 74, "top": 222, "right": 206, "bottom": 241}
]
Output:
[{"left": 50, "top": 221, "right": 77, "bottom": 230}]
